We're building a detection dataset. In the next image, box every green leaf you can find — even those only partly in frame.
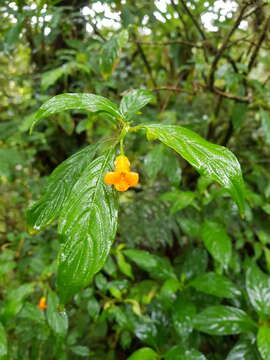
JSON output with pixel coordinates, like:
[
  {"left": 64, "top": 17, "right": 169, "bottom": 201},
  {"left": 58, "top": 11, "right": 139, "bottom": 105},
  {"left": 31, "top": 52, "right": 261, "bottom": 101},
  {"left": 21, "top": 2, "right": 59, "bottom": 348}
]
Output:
[
  {"left": 0, "top": 148, "right": 25, "bottom": 179},
  {"left": 27, "top": 144, "right": 98, "bottom": 233},
  {"left": 1, "top": 283, "right": 34, "bottom": 322},
  {"left": 159, "top": 278, "right": 180, "bottom": 308},
  {"left": 127, "top": 347, "right": 158, "bottom": 360},
  {"left": 0, "top": 322, "right": 7, "bottom": 359},
  {"left": 46, "top": 291, "right": 68, "bottom": 338},
  {"left": 4, "top": 16, "right": 24, "bottom": 48},
  {"left": 201, "top": 221, "right": 232, "bottom": 268},
  {"left": 41, "top": 62, "right": 90, "bottom": 90},
  {"left": 165, "top": 346, "right": 206, "bottom": 360},
  {"left": 144, "top": 145, "right": 181, "bottom": 185},
  {"left": 57, "top": 149, "right": 119, "bottom": 303},
  {"left": 180, "top": 247, "right": 208, "bottom": 280},
  {"left": 19, "top": 302, "right": 45, "bottom": 324},
  {"left": 100, "top": 29, "right": 129, "bottom": 80},
  {"left": 30, "top": 93, "right": 121, "bottom": 133},
  {"left": 103, "top": 256, "right": 117, "bottom": 277},
  {"left": 95, "top": 273, "right": 108, "bottom": 292},
  {"left": 120, "top": 330, "right": 132, "bottom": 350},
  {"left": 190, "top": 272, "right": 241, "bottom": 298},
  {"left": 246, "top": 262, "right": 270, "bottom": 316},
  {"left": 70, "top": 345, "right": 90, "bottom": 357},
  {"left": 173, "top": 297, "right": 196, "bottom": 340},
  {"left": 143, "top": 124, "right": 245, "bottom": 215},
  {"left": 260, "top": 109, "right": 270, "bottom": 145},
  {"left": 160, "top": 190, "right": 195, "bottom": 213},
  {"left": 124, "top": 249, "right": 176, "bottom": 281},
  {"left": 87, "top": 297, "right": 100, "bottom": 319},
  {"left": 161, "top": 149, "right": 182, "bottom": 185},
  {"left": 116, "top": 252, "right": 134, "bottom": 279},
  {"left": 120, "top": 89, "right": 154, "bottom": 120},
  {"left": 193, "top": 306, "right": 256, "bottom": 335},
  {"left": 144, "top": 145, "right": 164, "bottom": 179},
  {"left": 226, "top": 340, "right": 259, "bottom": 360},
  {"left": 232, "top": 102, "right": 247, "bottom": 130},
  {"left": 41, "top": 64, "right": 69, "bottom": 90},
  {"left": 257, "top": 326, "right": 270, "bottom": 360}
]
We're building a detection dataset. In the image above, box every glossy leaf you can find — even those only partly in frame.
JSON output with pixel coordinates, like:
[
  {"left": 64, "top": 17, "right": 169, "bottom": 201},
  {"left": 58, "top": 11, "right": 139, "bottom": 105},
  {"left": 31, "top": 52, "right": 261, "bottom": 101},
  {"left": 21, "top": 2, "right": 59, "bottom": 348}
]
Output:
[
  {"left": 180, "top": 247, "right": 208, "bottom": 280},
  {"left": 159, "top": 278, "right": 180, "bottom": 308},
  {"left": 246, "top": 262, "right": 270, "bottom": 316},
  {"left": 201, "top": 220, "right": 232, "bottom": 267},
  {"left": 193, "top": 306, "right": 256, "bottom": 335},
  {"left": 124, "top": 249, "right": 176, "bottom": 281},
  {"left": 257, "top": 325, "right": 270, "bottom": 360},
  {"left": 120, "top": 89, "right": 154, "bottom": 120},
  {"left": 173, "top": 297, "right": 196, "bottom": 340},
  {"left": 27, "top": 144, "right": 98, "bottom": 233},
  {"left": 30, "top": 93, "right": 121, "bottom": 133},
  {"left": 0, "top": 322, "right": 7, "bottom": 358},
  {"left": 127, "top": 347, "right": 158, "bottom": 360},
  {"left": 57, "top": 149, "right": 118, "bottom": 303},
  {"left": 190, "top": 272, "right": 241, "bottom": 298},
  {"left": 46, "top": 291, "right": 68, "bottom": 338},
  {"left": 143, "top": 124, "right": 245, "bottom": 214},
  {"left": 133, "top": 317, "right": 158, "bottom": 348},
  {"left": 226, "top": 340, "right": 260, "bottom": 360},
  {"left": 165, "top": 346, "right": 206, "bottom": 360}
]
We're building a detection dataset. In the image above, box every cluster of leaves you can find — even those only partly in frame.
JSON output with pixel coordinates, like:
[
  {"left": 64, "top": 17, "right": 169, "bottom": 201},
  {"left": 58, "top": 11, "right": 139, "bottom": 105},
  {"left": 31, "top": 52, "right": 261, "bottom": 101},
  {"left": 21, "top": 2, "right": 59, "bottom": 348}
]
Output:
[{"left": 1, "top": 0, "right": 270, "bottom": 359}]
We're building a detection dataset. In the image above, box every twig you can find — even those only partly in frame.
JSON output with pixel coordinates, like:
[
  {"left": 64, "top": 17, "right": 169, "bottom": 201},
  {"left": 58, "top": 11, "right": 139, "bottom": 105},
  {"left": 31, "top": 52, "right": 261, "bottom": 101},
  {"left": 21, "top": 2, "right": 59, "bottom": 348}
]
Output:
[
  {"left": 212, "top": 87, "right": 250, "bottom": 103},
  {"left": 242, "top": 2, "right": 267, "bottom": 19},
  {"left": 132, "top": 34, "right": 161, "bottom": 104},
  {"left": 134, "top": 40, "right": 204, "bottom": 48},
  {"left": 90, "top": 20, "right": 106, "bottom": 41},
  {"left": 248, "top": 16, "right": 270, "bottom": 72},
  {"left": 263, "top": 73, "right": 270, "bottom": 86},
  {"left": 151, "top": 87, "right": 195, "bottom": 95},
  {"left": 170, "top": 0, "right": 189, "bottom": 39},
  {"left": 178, "top": 0, "right": 207, "bottom": 41},
  {"left": 152, "top": 85, "right": 250, "bottom": 103},
  {"left": 208, "top": 2, "right": 250, "bottom": 90}
]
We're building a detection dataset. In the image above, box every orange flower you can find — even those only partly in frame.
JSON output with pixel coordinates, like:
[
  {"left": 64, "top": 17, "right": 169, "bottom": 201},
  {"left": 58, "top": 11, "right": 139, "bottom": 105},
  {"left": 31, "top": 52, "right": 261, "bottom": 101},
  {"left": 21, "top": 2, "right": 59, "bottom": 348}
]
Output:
[
  {"left": 38, "top": 297, "right": 47, "bottom": 310},
  {"left": 104, "top": 155, "right": 139, "bottom": 192}
]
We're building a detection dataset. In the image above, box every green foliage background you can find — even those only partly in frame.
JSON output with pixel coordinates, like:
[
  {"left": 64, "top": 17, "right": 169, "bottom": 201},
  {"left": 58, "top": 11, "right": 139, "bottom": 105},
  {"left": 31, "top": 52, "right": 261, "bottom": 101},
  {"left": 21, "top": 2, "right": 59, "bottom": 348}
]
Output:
[{"left": 1, "top": 0, "right": 270, "bottom": 359}]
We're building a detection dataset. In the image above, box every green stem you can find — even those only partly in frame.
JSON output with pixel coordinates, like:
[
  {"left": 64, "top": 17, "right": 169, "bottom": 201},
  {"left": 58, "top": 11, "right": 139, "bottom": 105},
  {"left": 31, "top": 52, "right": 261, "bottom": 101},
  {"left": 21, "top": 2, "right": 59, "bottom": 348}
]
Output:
[
  {"left": 129, "top": 125, "right": 144, "bottom": 132},
  {"left": 120, "top": 137, "right": 124, "bottom": 155}
]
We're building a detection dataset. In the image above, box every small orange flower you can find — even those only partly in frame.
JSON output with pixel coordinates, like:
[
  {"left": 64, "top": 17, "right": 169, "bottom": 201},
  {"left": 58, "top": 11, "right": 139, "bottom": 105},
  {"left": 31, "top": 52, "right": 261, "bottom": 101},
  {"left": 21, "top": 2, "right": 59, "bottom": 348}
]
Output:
[
  {"left": 104, "top": 155, "right": 139, "bottom": 192},
  {"left": 38, "top": 297, "right": 47, "bottom": 310}
]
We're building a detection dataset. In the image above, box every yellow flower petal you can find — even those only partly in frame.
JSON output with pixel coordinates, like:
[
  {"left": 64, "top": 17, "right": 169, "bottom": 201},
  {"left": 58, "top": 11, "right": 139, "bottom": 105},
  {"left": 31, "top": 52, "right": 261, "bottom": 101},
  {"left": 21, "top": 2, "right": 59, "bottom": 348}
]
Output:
[
  {"left": 104, "top": 172, "right": 121, "bottom": 185},
  {"left": 115, "top": 155, "right": 130, "bottom": 172},
  {"left": 126, "top": 172, "right": 139, "bottom": 187},
  {"left": 115, "top": 180, "right": 130, "bottom": 192}
]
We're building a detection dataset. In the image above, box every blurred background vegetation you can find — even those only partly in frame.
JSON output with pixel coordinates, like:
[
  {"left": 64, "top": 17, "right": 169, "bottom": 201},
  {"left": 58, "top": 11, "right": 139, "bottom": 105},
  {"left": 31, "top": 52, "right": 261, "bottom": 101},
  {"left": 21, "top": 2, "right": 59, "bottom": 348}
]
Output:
[{"left": 1, "top": 0, "right": 270, "bottom": 359}]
